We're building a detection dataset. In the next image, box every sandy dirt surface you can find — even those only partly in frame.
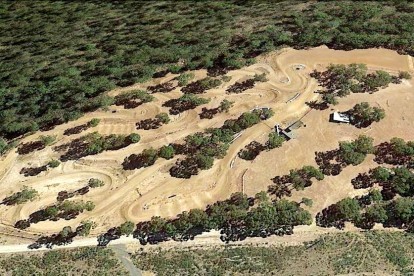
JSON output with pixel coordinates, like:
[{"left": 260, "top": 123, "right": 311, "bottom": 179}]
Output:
[{"left": 0, "top": 46, "right": 413, "bottom": 243}]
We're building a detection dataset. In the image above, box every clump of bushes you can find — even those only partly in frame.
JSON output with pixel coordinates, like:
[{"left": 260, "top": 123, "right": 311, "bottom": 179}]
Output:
[
  {"left": 1, "top": 186, "right": 39, "bottom": 205},
  {"left": 15, "top": 200, "right": 95, "bottom": 229},
  {"left": 76, "top": 220, "right": 97, "bottom": 237},
  {"left": 98, "top": 192, "right": 311, "bottom": 247},
  {"left": 88, "top": 178, "right": 105, "bottom": 188},
  {"left": 374, "top": 137, "right": 414, "bottom": 166},
  {"left": 136, "top": 113, "right": 170, "bottom": 130},
  {"left": 0, "top": 138, "right": 17, "bottom": 156},
  {"left": 147, "top": 81, "right": 175, "bottom": 93},
  {"left": 57, "top": 178, "right": 105, "bottom": 202},
  {"left": 339, "top": 135, "right": 374, "bottom": 166},
  {"left": 199, "top": 99, "right": 234, "bottom": 119},
  {"left": 399, "top": 71, "right": 411, "bottom": 80},
  {"left": 269, "top": 166, "right": 324, "bottom": 198},
  {"left": 315, "top": 135, "right": 374, "bottom": 175},
  {"left": 48, "top": 159, "right": 60, "bottom": 168},
  {"left": 64, "top": 118, "right": 101, "bottom": 136},
  {"left": 158, "top": 145, "right": 175, "bottom": 160},
  {"left": 311, "top": 64, "right": 402, "bottom": 106},
  {"left": 97, "top": 221, "right": 135, "bottom": 246},
  {"left": 181, "top": 77, "right": 222, "bottom": 94},
  {"left": 238, "top": 141, "right": 266, "bottom": 160},
  {"left": 352, "top": 166, "right": 414, "bottom": 200},
  {"left": 163, "top": 94, "right": 210, "bottom": 115},
  {"left": 57, "top": 132, "right": 140, "bottom": 161},
  {"left": 347, "top": 102, "right": 385, "bottom": 128},
  {"left": 238, "top": 131, "right": 286, "bottom": 161},
  {"left": 20, "top": 159, "right": 61, "bottom": 177},
  {"left": 114, "top": 90, "right": 154, "bottom": 109},
  {"left": 17, "top": 135, "right": 56, "bottom": 155},
  {"left": 267, "top": 132, "right": 285, "bottom": 149},
  {"left": 317, "top": 187, "right": 414, "bottom": 231},
  {"left": 226, "top": 73, "right": 267, "bottom": 94},
  {"left": 176, "top": 72, "right": 195, "bottom": 86}
]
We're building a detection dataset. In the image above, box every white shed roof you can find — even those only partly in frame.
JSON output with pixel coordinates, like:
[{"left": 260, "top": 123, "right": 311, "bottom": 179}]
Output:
[{"left": 332, "top": 112, "right": 350, "bottom": 123}]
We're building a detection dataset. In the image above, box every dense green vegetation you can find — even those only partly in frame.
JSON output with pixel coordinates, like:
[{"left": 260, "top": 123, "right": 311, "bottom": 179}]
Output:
[
  {"left": 2, "top": 1, "right": 414, "bottom": 139},
  {"left": 267, "top": 132, "right": 286, "bottom": 149},
  {"left": 375, "top": 137, "right": 414, "bottom": 166},
  {"left": 0, "top": 247, "right": 128, "bottom": 276},
  {"left": 133, "top": 231, "right": 414, "bottom": 275}
]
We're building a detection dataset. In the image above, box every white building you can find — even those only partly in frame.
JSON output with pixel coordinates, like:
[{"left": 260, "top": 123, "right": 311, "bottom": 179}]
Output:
[{"left": 331, "top": 112, "right": 350, "bottom": 123}]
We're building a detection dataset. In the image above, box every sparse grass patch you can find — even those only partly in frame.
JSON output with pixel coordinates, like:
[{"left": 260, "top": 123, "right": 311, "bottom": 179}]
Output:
[
  {"left": 0, "top": 247, "right": 128, "bottom": 276},
  {"left": 133, "top": 231, "right": 414, "bottom": 275}
]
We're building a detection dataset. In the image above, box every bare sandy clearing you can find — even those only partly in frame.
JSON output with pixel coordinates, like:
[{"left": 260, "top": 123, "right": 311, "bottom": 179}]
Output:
[{"left": 0, "top": 46, "right": 413, "bottom": 241}]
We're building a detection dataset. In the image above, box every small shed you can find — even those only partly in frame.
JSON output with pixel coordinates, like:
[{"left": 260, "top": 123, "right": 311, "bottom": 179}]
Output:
[
  {"left": 281, "top": 130, "right": 295, "bottom": 140},
  {"left": 275, "top": 123, "right": 297, "bottom": 141},
  {"left": 331, "top": 112, "right": 350, "bottom": 123}
]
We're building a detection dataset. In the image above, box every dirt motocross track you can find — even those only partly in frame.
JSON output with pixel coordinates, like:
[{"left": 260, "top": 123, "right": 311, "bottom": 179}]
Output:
[{"left": 0, "top": 46, "right": 413, "bottom": 240}]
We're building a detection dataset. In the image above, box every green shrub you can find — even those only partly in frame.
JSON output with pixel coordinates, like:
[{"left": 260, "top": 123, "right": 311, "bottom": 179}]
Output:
[
  {"left": 399, "top": 71, "right": 411, "bottom": 80},
  {"left": 3, "top": 186, "right": 39, "bottom": 205},
  {"left": 155, "top": 113, "right": 170, "bottom": 124},
  {"left": 158, "top": 145, "right": 175, "bottom": 160},
  {"left": 76, "top": 220, "right": 96, "bottom": 236},
  {"left": 39, "top": 135, "right": 56, "bottom": 146},
  {"left": 0, "top": 138, "right": 16, "bottom": 155},
  {"left": 218, "top": 99, "right": 234, "bottom": 113},
  {"left": 176, "top": 73, "right": 195, "bottom": 86},
  {"left": 119, "top": 221, "right": 135, "bottom": 236},
  {"left": 221, "top": 75, "right": 232, "bottom": 82},
  {"left": 128, "top": 133, "right": 141, "bottom": 143},
  {"left": 267, "top": 132, "right": 285, "bottom": 149},
  {"left": 89, "top": 118, "right": 101, "bottom": 127},
  {"left": 47, "top": 159, "right": 60, "bottom": 168},
  {"left": 88, "top": 178, "right": 105, "bottom": 188},
  {"left": 253, "top": 73, "right": 268, "bottom": 82}
]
